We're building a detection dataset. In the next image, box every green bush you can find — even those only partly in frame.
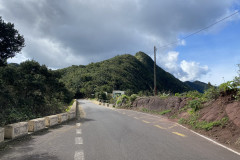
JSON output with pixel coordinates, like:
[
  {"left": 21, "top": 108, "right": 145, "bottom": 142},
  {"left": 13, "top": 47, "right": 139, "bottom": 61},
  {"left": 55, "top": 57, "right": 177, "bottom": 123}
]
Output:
[
  {"left": 175, "top": 93, "right": 181, "bottom": 97},
  {"left": 116, "top": 95, "right": 130, "bottom": 107},
  {"left": 233, "top": 90, "right": 240, "bottom": 101},
  {"left": 175, "top": 91, "right": 203, "bottom": 99},
  {"left": 203, "top": 86, "right": 219, "bottom": 100},
  {"left": 158, "top": 92, "right": 170, "bottom": 99},
  {"left": 129, "top": 94, "right": 138, "bottom": 102},
  {"left": 65, "top": 99, "right": 75, "bottom": 112},
  {"left": 141, "top": 108, "right": 150, "bottom": 113},
  {"left": 95, "top": 91, "right": 107, "bottom": 100},
  {"left": 159, "top": 109, "right": 171, "bottom": 115},
  {"left": 187, "top": 99, "right": 202, "bottom": 111},
  {"left": 219, "top": 81, "right": 235, "bottom": 93}
]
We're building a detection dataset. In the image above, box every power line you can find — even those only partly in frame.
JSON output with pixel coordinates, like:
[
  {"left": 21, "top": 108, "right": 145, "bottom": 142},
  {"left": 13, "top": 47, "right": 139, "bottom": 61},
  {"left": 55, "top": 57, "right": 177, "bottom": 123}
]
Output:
[{"left": 159, "top": 10, "right": 239, "bottom": 49}]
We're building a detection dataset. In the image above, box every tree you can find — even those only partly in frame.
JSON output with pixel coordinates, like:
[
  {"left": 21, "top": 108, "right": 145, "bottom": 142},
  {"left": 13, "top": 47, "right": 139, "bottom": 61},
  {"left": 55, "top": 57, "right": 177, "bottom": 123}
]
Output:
[{"left": 0, "top": 17, "right": 25, "bottom": 66}]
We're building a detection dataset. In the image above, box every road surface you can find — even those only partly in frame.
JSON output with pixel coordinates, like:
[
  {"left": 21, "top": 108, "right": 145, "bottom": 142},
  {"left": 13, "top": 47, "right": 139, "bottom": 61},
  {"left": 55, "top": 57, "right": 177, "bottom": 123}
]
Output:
[{"left": 0, "top": 99, "right": 239, "bottom": 160}]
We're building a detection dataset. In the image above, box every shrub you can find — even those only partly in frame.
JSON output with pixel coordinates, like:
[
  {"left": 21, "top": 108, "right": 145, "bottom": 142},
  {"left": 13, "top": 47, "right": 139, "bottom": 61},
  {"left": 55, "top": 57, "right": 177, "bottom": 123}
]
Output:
[
  {"left": 186, "top": 99, "right": 202, "bottom": 112},
  {"left": 219, "top": 81, "right": 235, "bottom": 93},
  {"left": 186, "top": 91, "right": 203, "bottom": 99},
  {"left": 175, "top": 93, "right": 181, "bottom": 97},
  {"left": 159, "top": 109, "right": 171, "bottom": 115},
  {"left": 158, "top": 92, "right": 170, "bottom": 99},
  {"left": 116, "top": 95, "right": 130, "bottom": 107},
  {"left": 141, "top": 108, "right": 150, "bottom": 113},
  {"left": 175, "top": 90, "right": 202, "bottom": 99},
  {"left": 203, "top": 86, "right": 219, "bottom": 100},
  {"left": 96, "top": 91, "right": 107, "bottom": 100},
  {"left": 129, "top": 94, "right": 138, "bottom": 102}
]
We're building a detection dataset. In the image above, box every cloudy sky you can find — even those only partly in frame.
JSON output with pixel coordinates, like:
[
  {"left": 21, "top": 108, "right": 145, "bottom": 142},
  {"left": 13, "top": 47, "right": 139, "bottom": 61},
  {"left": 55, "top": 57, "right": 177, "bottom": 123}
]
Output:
[{"left": 1, "top": 0, "right": 240, "bottom": 85}]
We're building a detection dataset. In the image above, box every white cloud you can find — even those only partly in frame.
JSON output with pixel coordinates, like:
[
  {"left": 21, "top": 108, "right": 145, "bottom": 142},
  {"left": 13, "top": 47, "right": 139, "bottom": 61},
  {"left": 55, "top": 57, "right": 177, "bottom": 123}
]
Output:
[
  {"left": 23, "top": 37, "right": 88, "bottom": 68},
  {"left": 179, "top": 60, "right": 209, "bottom": 81},
  {"left": 0, "top": 0, "right": 238, "bottom": 68},
  {"left": 158, "top": 51, "right": 179, "bottom": 72},
  {"left": 158, "top": 51, "right": 209, "bottom": 81},
  {"left": 7, "top": 53, "right": 29, "bottom": 64}
]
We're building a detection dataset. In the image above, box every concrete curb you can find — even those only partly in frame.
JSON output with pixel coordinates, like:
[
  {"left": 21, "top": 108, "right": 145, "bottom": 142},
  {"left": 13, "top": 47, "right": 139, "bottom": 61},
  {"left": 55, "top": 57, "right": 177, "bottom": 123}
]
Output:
[
  {"left": 28, "top": 118, "right": 45, "bottom": 132},
  {"left": 0, "top": 99, "right": 79, "bottom": 144}
]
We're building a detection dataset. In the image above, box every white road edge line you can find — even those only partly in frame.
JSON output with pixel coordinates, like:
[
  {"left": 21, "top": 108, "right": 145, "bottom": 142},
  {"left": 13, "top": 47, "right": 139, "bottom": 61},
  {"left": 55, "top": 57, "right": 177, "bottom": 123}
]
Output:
[
  {"left": 74, "top": 151, "right": 84, "bottom": 160},
  {"left": 179, "top": 124, "right": 240, "bottom": 156},
  {"left": 120, "top": 108, "right": 240, "bottom": 156},
  {"left": 76, "top": 129, "right": 82, "bottom": 134},
  {"left": 75, "top": 137, "right": 83, "bottom": 144}
]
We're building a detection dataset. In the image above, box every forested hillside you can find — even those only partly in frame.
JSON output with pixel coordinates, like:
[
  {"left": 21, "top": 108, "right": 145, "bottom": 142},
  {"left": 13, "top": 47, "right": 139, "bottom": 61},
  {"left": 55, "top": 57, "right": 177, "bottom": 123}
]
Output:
[
  {"left": 184, "top": 81, "right": 209, "bottom": 93},
  {"left": 59, "top": 52, "right": 194, "bottom": 97}
]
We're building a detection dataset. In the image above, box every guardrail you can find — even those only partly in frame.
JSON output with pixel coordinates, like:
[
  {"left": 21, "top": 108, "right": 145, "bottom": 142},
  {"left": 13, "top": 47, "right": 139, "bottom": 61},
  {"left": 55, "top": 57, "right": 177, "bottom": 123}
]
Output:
[
  {"left": 58, "top": 113, "right": 68, "bottom": 123},
  {"left": 45, "top": 115, "right": 58, "bottom": 127},
  {"left": 4, "top": 122, "right": 28, "bottom": 139},
  {"left": 28, "top": 118, "right": 45, "bottom": 132},
  {"left": 0, "top": 99, "right": 78, "bottom": 142}
]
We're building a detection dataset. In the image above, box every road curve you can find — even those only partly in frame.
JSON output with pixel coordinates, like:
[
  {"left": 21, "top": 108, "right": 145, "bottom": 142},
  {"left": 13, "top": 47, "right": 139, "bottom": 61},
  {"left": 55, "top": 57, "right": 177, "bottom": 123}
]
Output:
[
  {"left": 0, "top": 99, "right": 240, "bottom": 160},
  {"left": 79, "top": 99, "right": 240, "bottom": 160}
]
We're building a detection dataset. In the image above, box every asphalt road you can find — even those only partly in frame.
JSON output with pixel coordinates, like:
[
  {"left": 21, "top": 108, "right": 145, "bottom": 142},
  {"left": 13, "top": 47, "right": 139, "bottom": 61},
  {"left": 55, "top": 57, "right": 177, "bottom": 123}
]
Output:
[{"left": 0, "top": 99, "right": 240, "bottom": 160}]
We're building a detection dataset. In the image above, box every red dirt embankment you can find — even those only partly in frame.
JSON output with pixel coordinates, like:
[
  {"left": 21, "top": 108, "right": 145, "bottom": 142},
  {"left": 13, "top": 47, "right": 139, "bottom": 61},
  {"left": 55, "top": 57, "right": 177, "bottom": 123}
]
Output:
[{"left": 132, "top": 95, "right": 240, "bottom": 150}]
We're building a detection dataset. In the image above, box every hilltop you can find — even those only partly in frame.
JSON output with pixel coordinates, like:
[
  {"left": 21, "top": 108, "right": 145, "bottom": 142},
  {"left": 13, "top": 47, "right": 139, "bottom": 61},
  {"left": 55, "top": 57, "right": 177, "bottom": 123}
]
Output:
[
  {"left": 59, "top": 52, "right": 207, "bottom": 97},
  {"left": 184, "top": 81, "right": 209, "bottom": 93}
]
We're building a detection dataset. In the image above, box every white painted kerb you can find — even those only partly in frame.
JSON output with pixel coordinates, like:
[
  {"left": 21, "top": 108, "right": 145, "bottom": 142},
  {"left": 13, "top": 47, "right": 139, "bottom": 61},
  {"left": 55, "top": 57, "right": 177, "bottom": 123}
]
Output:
[
  {"left": 45, "top": 115, "right": 58, "bottom": 127},
  {"left": 58, "top": 113, "right": 68, "bottom": 123},
  {"left": 28, "top": 118, "right": 45, "bottom": 132},
  {"left": 4, "top": 122, "right": 28, "bottom": 139}
]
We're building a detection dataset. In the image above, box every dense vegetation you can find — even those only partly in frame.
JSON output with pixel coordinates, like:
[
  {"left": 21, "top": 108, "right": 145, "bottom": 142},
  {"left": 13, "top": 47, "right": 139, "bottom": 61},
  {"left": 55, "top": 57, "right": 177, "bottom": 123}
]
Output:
[
  {"left": 114, "top": 65, "right": 240, "bottom": 131},
  {"left": 59, "top": 52, "right": 204, "bottom": 98},
  {"left": 0, "top": 17, "right": 73, "bottom": 126},
  {"left": 0, "top": 61, "right": 73, "bottom": 126}
]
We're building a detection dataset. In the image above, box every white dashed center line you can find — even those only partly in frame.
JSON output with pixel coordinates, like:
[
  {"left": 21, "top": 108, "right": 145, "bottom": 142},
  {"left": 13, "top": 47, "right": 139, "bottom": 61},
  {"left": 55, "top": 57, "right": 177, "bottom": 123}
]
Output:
[
  {"left": 75, "top": 137, "right": 83, "bottom": 144},
  {"left": 76, "top": 129, "right": 82, "bottom": 134},
  {"left": 74, "top": 151, "right": 84, "bottom": 160}
]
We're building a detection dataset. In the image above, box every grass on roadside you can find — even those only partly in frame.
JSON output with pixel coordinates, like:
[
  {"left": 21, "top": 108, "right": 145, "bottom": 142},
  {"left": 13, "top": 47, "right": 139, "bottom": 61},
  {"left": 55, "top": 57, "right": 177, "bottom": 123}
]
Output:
[
  {"left": 141, "top": 108, "right": 171, "bottom": 115},
  {"left": 65, "top": 99, "right": 75, "bottom": 112},
  {"left": 179, "top": 113, "right": 228, "bottom": 131}
]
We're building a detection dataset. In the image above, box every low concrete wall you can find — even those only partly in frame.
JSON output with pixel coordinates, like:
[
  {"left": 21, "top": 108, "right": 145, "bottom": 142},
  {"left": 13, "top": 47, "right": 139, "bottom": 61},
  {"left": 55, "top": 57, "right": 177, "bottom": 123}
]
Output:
[
  {"left": 4, "top": 122, "right": 28, "bottom": 139},
  {"left": 68, "top": 111, "right": 76, "bottom": 120},
  {"left": 106, "top": 103, "right": 109, "bottom": 107},
  {"left": 71, "top": 101, "right": 77, "bottom": 112},
  {"left": 28, "top": 118, "right": 45, "bottom": 132},
  {"left": 0, "top": 128, "right": 4, "bottom": 142},
  {"left": 45, "top": 115, "right": 58, "bottom": 127},
  {"left": 58, "top": 113, "right": 68, "bottom": 123},
  {"left": 109, "top": 104, "right": 114, "bottom": 108}
]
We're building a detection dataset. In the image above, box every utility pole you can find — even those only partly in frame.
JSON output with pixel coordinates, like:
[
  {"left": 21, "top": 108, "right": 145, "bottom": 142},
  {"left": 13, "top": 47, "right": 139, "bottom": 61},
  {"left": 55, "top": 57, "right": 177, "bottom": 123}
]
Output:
[{"left": 154, "top": 46, "right": 157, "bottom": 96}]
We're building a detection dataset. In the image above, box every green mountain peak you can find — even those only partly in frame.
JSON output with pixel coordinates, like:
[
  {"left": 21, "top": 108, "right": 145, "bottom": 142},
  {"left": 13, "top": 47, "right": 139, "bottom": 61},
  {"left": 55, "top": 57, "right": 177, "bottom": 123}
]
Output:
[{"left": 59, "top": 52, "right": 203, "bottom": 97}]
